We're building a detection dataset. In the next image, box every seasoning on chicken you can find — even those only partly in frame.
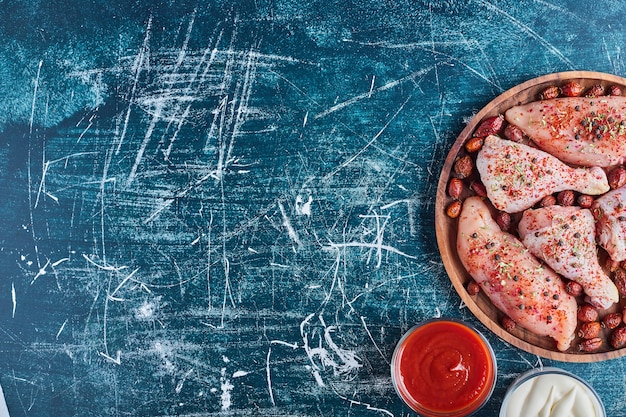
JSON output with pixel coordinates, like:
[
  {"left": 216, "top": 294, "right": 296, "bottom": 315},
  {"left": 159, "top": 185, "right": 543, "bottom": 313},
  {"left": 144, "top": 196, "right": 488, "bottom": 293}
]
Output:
[
  {"left": 457, "top": 196, "right": 577, "bottom": 351},
  {"left": 518, "top": 206, "right": 619, "bottom": 309},
  {"left": 475, "top": 135, "right": 609, "bottom": 213},
  {"left": 505, "top": 96, "right": 626, "bottom": 167},
  {"left": 593, "top": 187, "right": 626, "bottom": 262}
]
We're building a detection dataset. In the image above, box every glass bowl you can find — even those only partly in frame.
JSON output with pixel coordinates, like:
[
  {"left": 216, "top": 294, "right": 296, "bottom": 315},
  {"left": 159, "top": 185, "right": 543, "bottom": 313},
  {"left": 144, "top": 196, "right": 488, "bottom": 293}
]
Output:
[
  {"left": 499, "top": 367, "right": 606, "bottom": 417},
  {"left": 391, "top": 318, "right": 497, "bottom": 417}
]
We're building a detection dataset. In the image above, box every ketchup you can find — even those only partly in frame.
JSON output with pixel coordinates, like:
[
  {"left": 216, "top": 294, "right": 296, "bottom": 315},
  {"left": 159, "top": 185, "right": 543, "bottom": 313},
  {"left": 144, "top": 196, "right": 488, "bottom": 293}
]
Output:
[{"left": 392, "top": 319, "right": 496, "bottom": 417}]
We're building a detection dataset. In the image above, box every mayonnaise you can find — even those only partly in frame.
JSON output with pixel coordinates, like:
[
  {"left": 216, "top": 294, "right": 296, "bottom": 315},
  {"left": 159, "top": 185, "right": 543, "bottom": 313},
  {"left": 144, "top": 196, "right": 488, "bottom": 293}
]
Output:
[{"left": 502, "top": 372, "right": 602, "bottom": 417}]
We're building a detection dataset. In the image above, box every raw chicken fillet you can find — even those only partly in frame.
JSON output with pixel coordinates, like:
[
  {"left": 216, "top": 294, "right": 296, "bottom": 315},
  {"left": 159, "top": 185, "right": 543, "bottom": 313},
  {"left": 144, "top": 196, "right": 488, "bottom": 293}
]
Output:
[
  {"left": 457, "top": 197, "right": 577, "bottom": 351},
  {"left": 518, "top": 206, "right": 619, "bottom": 309},
  {"left": 476, "top": 135, "right": 609, "bottom": 213}
]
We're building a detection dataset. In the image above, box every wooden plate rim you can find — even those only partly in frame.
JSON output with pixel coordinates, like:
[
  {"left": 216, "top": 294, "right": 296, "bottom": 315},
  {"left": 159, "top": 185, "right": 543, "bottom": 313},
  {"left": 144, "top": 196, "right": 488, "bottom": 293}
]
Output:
[{"left": 436, "top": 71, "right": 626, "bottom": 362}]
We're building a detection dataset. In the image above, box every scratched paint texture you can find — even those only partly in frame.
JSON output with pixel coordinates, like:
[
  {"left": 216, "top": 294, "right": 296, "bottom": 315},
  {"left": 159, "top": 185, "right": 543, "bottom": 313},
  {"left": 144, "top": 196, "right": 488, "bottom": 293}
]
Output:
[{"left": 1, "top": 1, "right": 626, "bottom": 416}]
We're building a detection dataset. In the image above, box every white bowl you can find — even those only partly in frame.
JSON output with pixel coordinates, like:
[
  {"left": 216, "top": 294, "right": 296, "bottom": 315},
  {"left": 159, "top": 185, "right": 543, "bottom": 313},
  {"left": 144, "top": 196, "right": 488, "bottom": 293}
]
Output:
[{"left": 499, "top": 367, "right": 606, "bottom": 417}]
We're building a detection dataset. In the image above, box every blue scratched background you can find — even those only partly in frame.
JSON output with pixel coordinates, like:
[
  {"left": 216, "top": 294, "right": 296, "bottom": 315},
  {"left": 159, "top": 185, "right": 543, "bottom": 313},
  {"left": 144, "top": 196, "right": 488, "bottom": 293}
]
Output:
[{"left": 0, "top": 1, "right": 624, "bottom": 416}]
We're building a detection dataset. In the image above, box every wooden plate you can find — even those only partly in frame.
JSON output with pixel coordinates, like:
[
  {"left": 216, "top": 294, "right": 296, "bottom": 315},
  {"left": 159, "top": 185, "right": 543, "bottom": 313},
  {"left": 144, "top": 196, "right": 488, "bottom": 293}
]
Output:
[{"left": 435, "top": 71, "right": 626, "bottom": 362}]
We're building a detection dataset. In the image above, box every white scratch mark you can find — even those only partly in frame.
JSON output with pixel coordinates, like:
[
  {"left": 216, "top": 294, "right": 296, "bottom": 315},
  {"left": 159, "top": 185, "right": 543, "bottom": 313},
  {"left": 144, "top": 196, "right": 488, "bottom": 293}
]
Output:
[
  {"left": 265, "top": 340, "right": 299, "bottom": 406},
  {"left": 278, "top": 202, "right": 301, "bottom": 247},
  {"left": 34, "top": 160, "right": 48, "bottom": 209},
  {"left": 306, "top": 365, "right": 325, "bottom": 387},
  {"left": 232, "top": 370, "right": 249, "bottom": 378},
  {"left": 225, "top": 45, "right": 259, "bottom": 168},
  {"left": 220, "top": 367, "right": 234, "bottom": 411},
  {"left": 314, "top": 67, "right": 430, "bottom": 119},
  {"left": 531, "top": 0, "right": 583, "bottom": 22},
  {"left": 360, "top": 213, "right": 391, "bottom": 267},
  {"left": 31, "top": 258, "right": 51, "bottom": 284},
  {"left": 11, "top": 283, "right": 16, "bottom": 318},
  {"left": 268, "top": 69, "right": 322, "bottom": 108},
  {"left": 109, "top": 268, "right": 140, "bottom": 298},
  {"left": 163, "top": 12, "right": 220, "bottom": 160},
  {"left": 44, "top": 192, "right": 58, "bottom": 203},
  {"left": 99, "top": 350, "right": 121, "bottom": 365},
  {"left": 302, "top": 111, "right": 308, "bottom": 127},
  {"left": 144, "top": 199, "right": 175, "bottom": 224},
  {"left": 300, "top": 314, "right": 362, "bottom": 386},
  {"left": 27, "top": 63, "right": 42, "bottom": 269},
  {"left": 322, "top": 326, "right": 362, "bottom": 374},
  {"left": 82, "top": 254, "right": 128, "bottom": 272},
  {"left": 473, "top": 0, "right": 574, "bottom": 68},
  {"left": 330, "top": 384, "right": 394, "bottom": 417},
  {"left": 76, "top": 120, "right": 94, "bottom": 144},
  {"left": 174, "top": 9, "right": 196, "bottom": 71},
  {"left": 380, "top": 199, "right": 412, "bottom": 210},
  {"left": 270, "top": 340, "right": 299, "bottom": 349},
  {"left": 320, "top": 246, "right": 355, "bottom": 311},
  {"left": 207, "top": 209, "right": 213, "bottom": 311},
  {"left": 323, "top": 95, "right": 412, "bottom": 180},
  {"left": 175, "top": 368, "right": 194, "bottom": 394},
  {"left": 368, "top": 75, "right": 375, "bottom": 98},
  {"left": 116, "top": 16, "right": 152, "bottom": 154},
  {"left": 360, "top": 316, "right": 389, "bottom": 365},
  {"left": 56, "top": 319, "right": 68, "bottom": 340},
  {"left": 209, "top": 96, "right": 229, "bottom": 174},
  {"left": 144, "top": 172, "right": 215, "bottom": 224},
  {"left": 127, "top": 101, "right": 163, "bottom": 186},
  {"left": 266, "top": 347, "right": 275, "bottom": 406},
  {"left": 346, "top": 39, "right": 503, "bottom": 90},
  {"left": 29, "top": 60, "right": 43, "bottom": 133},
  {"left": 325, "top": 239, "right": 417, "bottom": 266},
  {"left": 381, "top": 199, "right": 417, "bottom": 237},
  {"left": 295, "top": 195, "right": 313, "bottom": 216},
  {"left": 349, "top": 272, "right": 418, "bottom": 304},
  {"left": 52, "top": 258, "right": 70, "bottom": 268},
  {"left": 219, "top": 256, "right": 235, "bottom": 328}
]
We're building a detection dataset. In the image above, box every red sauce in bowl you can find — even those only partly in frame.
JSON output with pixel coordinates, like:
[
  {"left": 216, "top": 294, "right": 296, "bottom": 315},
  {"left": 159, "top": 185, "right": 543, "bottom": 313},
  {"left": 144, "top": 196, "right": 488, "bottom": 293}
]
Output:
[{"left": 391, "top": 319, "right": 496, "bottom": 417}]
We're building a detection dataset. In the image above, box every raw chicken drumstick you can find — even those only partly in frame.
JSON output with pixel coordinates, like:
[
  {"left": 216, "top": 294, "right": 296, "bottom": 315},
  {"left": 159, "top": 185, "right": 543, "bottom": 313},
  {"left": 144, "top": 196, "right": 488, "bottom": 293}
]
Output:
[
  {"left": 518, "top": 205, "right": 619, "bottom": 309},
  {"left": 457, "top": 196, "right": 578, "bottom": 351},
  {"left": 506, "top": 96, "right": 626, "bottom": 167},
  {"left": 594, "top": 187, "right": 626, "bottom": 262},
  {"left": 476, "top": 135, "right": 609, "bottom": 213}
]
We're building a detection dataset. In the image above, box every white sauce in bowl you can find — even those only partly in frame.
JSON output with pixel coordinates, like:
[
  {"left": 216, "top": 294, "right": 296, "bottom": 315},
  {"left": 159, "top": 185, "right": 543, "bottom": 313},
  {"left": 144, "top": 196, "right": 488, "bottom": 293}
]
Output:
[{"left": 501, "top": 369, "right": 604, "bottom": 417}]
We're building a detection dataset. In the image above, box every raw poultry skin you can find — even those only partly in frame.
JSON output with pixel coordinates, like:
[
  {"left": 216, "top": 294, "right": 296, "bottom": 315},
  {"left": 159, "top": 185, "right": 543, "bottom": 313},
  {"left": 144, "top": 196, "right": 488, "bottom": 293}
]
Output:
[
  {"left": 593, "top": 187, "right": 626, "bottom": 262},
  {"left": 518, "top": 206, "right": 619, "bottom": 309},
  {"left": 457, "top": 197, "right": 578, "bottom": 351},
  {"left": 476, "top": 135, "right": 609, "bottom": 213},
  {"left": 505, "top": 96, "right": 626, "bottom": 167}
]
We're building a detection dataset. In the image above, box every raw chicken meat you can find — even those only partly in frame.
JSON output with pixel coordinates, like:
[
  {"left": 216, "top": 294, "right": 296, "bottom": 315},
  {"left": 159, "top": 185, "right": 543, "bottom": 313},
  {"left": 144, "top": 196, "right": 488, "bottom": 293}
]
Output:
[
  {"left": 593, "top": 187, "right": 626, "bottom": 262},
  {"left": 457, "top": 196, "right": 578, "bottom": 351},
  {"left": 505, "top": 96, "right": 626, "bottom": 167},
  {"left": 518, "top": 206, "right": 619, "bottom": 309},
  {"left": 476, "top": 135, "right": 609, "bottom": 213}
]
